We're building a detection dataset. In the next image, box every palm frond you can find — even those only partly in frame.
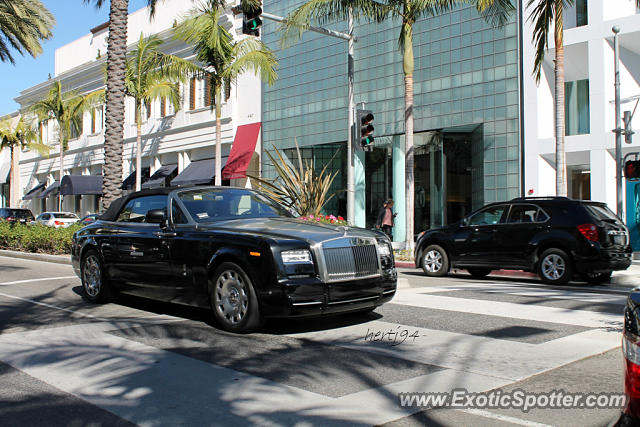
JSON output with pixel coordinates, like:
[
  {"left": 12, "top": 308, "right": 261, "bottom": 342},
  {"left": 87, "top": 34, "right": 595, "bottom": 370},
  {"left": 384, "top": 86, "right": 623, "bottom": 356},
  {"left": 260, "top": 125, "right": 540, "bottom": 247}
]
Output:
[
  {"left": 0, "top": 0, "right": 54, "bottom": 63},
  {"left": 526, "top": 0, "right": 556, "bottom": 83}
]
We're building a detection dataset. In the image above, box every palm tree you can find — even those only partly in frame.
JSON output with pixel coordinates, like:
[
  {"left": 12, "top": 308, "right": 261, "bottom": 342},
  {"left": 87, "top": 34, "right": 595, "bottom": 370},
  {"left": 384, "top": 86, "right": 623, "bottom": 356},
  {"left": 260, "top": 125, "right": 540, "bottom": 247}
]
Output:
[
  {"left": 281, "top": 0, "right": 513, "bottom": 250},
  {"left": 0, "top": 116, "right": 49, "bottom": 207},
  {"left": 0, "top": 0, "right": 55, "bottom": 63},
  {"left": 125, "top": 33, "right": 202, "bottom": 190},
  {"left": 174, "top": 0, "right": 278, "bottom": 186},
  {"left": 82, "top": 0, "right": 164, "bottom": 209},
  {"left": 29, "top": 81, "right": 103, "bottom": 210}
]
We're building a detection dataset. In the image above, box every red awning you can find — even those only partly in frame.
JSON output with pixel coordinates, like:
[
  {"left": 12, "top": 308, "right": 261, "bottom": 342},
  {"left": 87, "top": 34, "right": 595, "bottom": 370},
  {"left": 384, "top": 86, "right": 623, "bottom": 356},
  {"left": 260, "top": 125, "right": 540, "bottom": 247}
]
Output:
[{"left": 222, "top": 122, "right": 261, "bottom": 180}]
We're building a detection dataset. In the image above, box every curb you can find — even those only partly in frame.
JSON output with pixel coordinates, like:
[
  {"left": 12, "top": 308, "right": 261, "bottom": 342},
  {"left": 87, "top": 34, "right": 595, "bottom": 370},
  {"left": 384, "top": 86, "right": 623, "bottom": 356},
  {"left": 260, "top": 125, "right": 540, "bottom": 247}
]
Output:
[{"left": 0, "top": 249, "right": 71, "bottom": 265}]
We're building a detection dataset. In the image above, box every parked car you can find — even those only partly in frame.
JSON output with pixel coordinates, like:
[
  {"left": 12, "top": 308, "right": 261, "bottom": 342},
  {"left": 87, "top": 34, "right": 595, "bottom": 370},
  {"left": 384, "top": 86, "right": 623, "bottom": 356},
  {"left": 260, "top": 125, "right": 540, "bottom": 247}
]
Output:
[
  {"left": 79, "top": 213, "right": 101, "bottom": 225},
  {"left": 71, "top": 186, "right": 397, "bottom": 332},
  {"left": 617, "top": 288, "right": 640, "bottom": 426},
  {"left": 414, "top": 197, "right": 632, "bottom": 285},
  {"left": 0, "top": 208, "right": 34, "bottom": 224},
  {"left": 35, "top": 212, "right": 80, "bottom": 228}
]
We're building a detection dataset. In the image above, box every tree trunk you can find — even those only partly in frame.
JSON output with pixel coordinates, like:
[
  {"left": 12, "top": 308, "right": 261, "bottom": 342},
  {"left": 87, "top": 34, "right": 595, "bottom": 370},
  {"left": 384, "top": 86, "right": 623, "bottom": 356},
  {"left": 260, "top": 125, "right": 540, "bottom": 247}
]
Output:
[
  {"left": 9, "top": 145, "right": 18, "bottom": 207},
  {"left": 102, "top": 0, "right": 129, "bottom": 209},
  {"left": 135, "top": 101, "right": 142, "bottom": 191},
  {"left": 214, "top": 83, "right": 222, "bottom": 186},
  {"left": 403, "top": 21, "right": 415, "bottom": 251},
  {"left": 59, "top": 132, "right": 64, "bottom": 211},
  {"left": 554, "top": 5, "right": 567, "bottom": 196}
]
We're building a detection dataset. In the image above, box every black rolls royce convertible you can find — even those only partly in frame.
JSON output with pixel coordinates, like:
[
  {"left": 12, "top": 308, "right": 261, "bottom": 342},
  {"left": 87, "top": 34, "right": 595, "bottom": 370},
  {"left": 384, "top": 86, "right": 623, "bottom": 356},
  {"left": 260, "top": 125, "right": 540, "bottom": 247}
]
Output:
[{"left": 71, "top": 186, "right": 397, "bottom": 332}]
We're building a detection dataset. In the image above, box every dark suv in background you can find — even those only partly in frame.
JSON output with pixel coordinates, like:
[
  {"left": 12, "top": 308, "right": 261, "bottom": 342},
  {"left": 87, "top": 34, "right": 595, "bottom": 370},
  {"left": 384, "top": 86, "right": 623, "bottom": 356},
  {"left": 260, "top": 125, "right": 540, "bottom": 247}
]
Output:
[
  {"left": 0, "top": 208, "right": 34, "bottom": 224},
  {"left": 414, "top": 197, "right": 632, "bottom": 285}
]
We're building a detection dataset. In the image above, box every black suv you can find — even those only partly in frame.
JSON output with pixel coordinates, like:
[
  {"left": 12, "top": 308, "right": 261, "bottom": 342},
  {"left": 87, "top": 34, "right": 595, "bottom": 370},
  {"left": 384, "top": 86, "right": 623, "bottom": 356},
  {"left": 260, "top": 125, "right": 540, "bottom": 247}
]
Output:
[
  {"left": 414, "top": 197, "right": 632, "bottom": 285},
  {"left": 0, "top": 208, "right": 34, "bottom": 224}
]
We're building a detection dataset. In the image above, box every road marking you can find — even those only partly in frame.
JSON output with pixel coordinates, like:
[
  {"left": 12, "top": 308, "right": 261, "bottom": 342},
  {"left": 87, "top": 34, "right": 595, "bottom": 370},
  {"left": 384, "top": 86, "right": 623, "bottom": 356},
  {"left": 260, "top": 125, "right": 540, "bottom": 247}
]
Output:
[
  {"left": 0, "top": 276, "right": 78, "bottom": 286},
  {"left": 0, "top": 291, "right": 105, "bottom": 320},
  {"left": 458, "top": 409, "right": 553, "bottom": 427}
]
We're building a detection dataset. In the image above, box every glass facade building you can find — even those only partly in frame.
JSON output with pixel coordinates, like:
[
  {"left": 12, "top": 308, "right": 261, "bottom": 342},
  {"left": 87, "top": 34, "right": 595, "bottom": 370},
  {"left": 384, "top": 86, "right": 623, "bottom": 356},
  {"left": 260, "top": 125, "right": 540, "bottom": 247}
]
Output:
[{"left": 262, "top": 1, "right": 521, "bottom": 241}]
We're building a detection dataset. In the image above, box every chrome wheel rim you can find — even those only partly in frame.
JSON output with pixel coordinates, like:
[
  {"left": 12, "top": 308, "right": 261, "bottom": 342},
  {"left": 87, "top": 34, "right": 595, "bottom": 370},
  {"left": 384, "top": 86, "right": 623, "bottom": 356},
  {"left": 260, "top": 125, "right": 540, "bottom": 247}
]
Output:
[
  {"left": 83, "top": 255, "right": 101, "bottom": 297},
  {"left": 214, "top": 269, "right": 249, "bottom": 325},
  {"left": 423, "top": 250, "right": 443, "bottom": 273},
  {"left": 541, "top": 254, "right": 565, "bottom": 281}
]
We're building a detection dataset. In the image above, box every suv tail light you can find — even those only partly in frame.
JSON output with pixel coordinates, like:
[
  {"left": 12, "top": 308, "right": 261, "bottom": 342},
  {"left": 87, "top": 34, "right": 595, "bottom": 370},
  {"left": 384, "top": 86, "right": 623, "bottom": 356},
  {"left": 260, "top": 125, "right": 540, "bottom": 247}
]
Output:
[
  {"left": 54, "top": 220, "right": 64, "bottom": 226},
  {"left": 6, "top": 216, "right": 14, "bottom": 221},
  {"left": 577, "top": 223, "right": 599, "bottom": 242}
]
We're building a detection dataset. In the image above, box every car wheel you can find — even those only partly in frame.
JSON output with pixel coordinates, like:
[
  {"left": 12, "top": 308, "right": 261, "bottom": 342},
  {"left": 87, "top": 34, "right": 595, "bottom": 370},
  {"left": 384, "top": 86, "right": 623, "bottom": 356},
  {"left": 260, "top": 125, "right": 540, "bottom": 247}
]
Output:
[
  {"left": 467, "top": 268, "right": 492, "bottom": 279},
  {"left": 584, "top": 271, "right": 612, "bottom": 285},
  {"left": 421, "top": 244, "right": 449, "bottom": 277},
  {"left": 538, "top": 248, "right": 573, "bottom": 285},
  {"left": 81, "top": 250, "right": 111, "bottom": 303},
  {"left": 210, "top": 262, "right": 262, "bottom": 333}
]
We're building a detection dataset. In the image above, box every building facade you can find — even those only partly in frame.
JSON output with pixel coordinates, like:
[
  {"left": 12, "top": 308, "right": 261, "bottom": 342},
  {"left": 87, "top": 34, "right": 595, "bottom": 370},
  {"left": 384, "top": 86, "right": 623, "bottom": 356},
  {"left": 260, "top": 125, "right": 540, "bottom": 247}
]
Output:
[
  {"left": 262, "top": 1, "right": 522, "bottom": 243},
  {"left": 522, "top": 0, "right": 640, "bottom": 248},
  {"left": 15, "top": 1, "right": 262, "bottom": 216}
]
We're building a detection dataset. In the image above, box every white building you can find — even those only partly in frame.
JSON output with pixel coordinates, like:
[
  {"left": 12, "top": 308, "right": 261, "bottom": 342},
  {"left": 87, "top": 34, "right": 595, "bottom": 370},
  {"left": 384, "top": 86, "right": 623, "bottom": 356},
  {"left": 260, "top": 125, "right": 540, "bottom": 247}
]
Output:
[
  {"left": 15, "top": 1, "right": 263, "bottom": 215},
  {"left": 523, "top": 0, "right": 640, "bottom": 209}
]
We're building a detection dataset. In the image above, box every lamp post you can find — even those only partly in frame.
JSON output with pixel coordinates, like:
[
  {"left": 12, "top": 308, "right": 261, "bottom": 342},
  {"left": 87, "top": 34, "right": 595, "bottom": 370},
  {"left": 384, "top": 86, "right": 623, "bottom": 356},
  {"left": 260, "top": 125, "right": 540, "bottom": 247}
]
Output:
[{"left": 613, "top": 25, "right": 623, "bottom": 219}]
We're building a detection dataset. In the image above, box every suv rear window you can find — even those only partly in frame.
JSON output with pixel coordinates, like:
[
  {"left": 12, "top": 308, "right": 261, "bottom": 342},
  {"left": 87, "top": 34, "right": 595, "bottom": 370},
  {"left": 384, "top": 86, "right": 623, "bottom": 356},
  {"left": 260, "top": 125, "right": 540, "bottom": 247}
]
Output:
[{"left": 583, "top": 204, "right": 619, "bottom": 222}]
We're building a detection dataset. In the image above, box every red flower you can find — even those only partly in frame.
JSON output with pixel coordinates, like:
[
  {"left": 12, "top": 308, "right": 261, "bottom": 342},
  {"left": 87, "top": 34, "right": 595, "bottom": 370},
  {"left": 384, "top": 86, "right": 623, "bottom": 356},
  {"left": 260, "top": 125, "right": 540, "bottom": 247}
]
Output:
[{"left": 338, "top": 216, "right": 344, "bottom": 221}]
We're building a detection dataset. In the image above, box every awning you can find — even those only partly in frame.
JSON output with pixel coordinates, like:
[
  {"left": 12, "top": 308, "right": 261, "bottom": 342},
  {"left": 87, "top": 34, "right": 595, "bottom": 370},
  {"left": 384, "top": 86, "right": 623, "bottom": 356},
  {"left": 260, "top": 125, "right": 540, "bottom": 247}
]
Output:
[
  {"left": 60, "top": 175, "right": 103, "bottom": 196},
  {"left": 170, "top": 158, "right": 227, "bottom": 187},
  {"left": 222, "top": 122, "right": 261, "bottom": 180},
  {"left": 141, "top": 164, "right": 178, "bottom": 189},
  {"left": 0, "top": 161, "right": 10, "bottom": 185},
  {"left": 22, "top": 182, "right": 46, "bottom": 200},
  {"left": 121, "top": 167, "right": 150, "bottom": 190},
  {"left": 38, "top": 181, "right": 60, "bottom": 199}
]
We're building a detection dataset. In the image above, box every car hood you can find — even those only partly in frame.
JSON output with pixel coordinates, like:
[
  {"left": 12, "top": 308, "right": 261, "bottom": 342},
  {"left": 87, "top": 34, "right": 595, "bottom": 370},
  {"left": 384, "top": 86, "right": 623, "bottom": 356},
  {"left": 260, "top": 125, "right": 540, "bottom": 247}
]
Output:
[{"left": 196, "top": 217, "right": 385, "bottom": 244}]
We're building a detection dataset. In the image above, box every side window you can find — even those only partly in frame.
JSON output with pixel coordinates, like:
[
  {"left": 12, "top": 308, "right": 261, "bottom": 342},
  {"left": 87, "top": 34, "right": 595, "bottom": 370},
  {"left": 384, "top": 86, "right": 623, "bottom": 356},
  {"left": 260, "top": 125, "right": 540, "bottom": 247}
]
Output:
[
  {"left": 507, "top": 205, "right": 539, "bottom": 223},
  {"left": 536, "top": 209, "right": 550, "bottom": 222},
  {"left": 468, "top": 205, "right": 507, "bottom": 226},
  {"left": 116, "top": 195, "right": 167, "bottom": 223},
  {"left": 42, "top": 214, "right": 50, "bottom": 220},
  {"left": 171, "top": 201, "right": 188, "bottom": 224}
]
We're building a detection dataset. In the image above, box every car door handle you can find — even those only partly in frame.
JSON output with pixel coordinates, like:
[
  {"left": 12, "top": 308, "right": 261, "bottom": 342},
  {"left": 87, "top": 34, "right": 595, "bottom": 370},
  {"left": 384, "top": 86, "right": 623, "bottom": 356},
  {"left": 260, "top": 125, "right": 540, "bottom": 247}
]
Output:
[{"left": 154, "top": 231, "right": 177, "bottom": 238}]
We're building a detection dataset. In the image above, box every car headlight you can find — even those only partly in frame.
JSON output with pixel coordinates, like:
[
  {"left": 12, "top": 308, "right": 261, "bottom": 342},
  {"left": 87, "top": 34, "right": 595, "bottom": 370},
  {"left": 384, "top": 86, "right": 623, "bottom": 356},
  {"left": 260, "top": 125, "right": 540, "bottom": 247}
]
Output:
[
  {"left": 377, "top": 243, "right": 391, "bottom": 257},
  {"left": 281, "top": 249, "right": 313, "bottom": 264}
]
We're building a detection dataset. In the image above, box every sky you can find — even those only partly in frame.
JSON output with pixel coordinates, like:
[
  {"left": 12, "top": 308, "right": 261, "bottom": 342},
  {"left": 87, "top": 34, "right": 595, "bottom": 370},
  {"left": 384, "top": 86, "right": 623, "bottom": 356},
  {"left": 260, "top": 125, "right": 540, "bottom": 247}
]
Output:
[{"left": 0, "top": 0, "right": 150, "bottom": 117}]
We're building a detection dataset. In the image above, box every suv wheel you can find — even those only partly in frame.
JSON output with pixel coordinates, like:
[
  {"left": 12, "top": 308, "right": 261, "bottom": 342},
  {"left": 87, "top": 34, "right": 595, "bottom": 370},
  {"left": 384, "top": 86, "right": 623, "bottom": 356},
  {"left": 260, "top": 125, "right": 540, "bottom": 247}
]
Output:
[
  {"left": 421, "top": 245, "right": 449, "bottom": 277},
  {"left": 538, "top": 248, "right": 573, "bottom": 285},
  {"left": 467, "top": 268, "right": 492, "bottom": 279}
]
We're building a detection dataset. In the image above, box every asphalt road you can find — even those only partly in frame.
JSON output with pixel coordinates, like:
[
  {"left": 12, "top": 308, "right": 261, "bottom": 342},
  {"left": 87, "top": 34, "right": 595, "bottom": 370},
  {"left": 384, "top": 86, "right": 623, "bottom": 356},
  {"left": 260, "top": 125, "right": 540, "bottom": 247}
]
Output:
[{"left": 0, "top": 256, "right": 629, "bottom": 426}]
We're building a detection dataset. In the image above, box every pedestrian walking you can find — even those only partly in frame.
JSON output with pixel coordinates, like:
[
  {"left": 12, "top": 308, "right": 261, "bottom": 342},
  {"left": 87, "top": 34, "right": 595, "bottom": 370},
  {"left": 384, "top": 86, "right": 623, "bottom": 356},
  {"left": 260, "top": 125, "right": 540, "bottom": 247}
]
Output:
[{"left": 375, "top": 199, "right": 395, "bottom": 240}]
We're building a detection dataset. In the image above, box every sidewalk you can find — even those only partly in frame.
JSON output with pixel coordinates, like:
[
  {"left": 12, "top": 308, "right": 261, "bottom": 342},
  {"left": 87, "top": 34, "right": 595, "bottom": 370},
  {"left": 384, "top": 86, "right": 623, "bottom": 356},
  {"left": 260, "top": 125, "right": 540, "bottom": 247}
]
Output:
[{"left": 0, "top": 249, "right": 71, "bottom": 265}]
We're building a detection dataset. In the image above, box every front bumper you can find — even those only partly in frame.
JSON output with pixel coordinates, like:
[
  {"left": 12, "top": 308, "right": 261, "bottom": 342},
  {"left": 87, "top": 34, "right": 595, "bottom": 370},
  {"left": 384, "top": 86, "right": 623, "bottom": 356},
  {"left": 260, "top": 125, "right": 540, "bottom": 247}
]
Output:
[{"left": 259, "top": 267, "right": 397, "bottom": 318}]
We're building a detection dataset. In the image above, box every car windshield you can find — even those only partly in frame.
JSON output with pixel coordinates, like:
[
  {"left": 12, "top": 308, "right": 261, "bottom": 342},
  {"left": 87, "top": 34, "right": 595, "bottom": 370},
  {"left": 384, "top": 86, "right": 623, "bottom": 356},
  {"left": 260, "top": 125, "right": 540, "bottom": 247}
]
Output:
[
  {"left": 178, "top": 188, "right": 292, "bottom": 222},
  {"left": 53, "top": 213, "right": 79, "bottom": 219}
]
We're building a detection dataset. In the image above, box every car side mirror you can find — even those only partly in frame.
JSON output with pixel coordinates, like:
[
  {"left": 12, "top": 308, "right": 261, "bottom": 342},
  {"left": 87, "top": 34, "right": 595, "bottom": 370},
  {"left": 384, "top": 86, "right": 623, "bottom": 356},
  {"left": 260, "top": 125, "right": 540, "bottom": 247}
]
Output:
[{"left": 146, "top": 209, "right": 166, "bottom": 225}]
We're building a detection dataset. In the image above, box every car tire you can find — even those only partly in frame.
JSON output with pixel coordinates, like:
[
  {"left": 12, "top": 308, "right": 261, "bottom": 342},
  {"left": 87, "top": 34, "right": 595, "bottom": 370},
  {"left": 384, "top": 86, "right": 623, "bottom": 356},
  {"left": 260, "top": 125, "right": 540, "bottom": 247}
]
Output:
[
  {"left": 467, "top": 268, "right": 492, "bottom": 279},
  {"left": 584, "top": 271, "right": 612, "bottom": 285},
  {"left": 210, "top": 262, "right": 262, "bottom": 333},
  {"left": 538, "top": 248, "right": 573, "bottom": 285},
  {"left": 421, "top": 244, "right": 449, "bottom": 277},
  {"left": 81, "top": 249, "right": 112, "bottom": 303}
]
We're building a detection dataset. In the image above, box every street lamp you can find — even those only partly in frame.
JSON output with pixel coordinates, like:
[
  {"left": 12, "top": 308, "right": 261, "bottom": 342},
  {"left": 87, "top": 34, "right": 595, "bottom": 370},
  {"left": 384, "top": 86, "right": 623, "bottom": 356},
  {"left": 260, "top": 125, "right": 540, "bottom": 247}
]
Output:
[{"left": 613, "top": 25, "right": 623, "bottom": 219}]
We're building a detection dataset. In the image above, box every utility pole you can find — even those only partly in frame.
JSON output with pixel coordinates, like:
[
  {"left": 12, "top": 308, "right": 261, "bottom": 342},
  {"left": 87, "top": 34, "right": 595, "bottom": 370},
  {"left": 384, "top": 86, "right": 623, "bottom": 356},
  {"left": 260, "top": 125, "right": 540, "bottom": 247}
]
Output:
[{"left": 613, "top": 26, "right": 623, "bottom": 218}]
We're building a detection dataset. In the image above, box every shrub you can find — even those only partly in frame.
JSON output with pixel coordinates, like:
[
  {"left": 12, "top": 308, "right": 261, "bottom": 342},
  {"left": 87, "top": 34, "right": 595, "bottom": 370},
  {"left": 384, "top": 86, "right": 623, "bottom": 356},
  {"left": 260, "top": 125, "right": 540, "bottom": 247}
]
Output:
[{"left": 0, "top": 221, "right": 83, "bottom": 255}]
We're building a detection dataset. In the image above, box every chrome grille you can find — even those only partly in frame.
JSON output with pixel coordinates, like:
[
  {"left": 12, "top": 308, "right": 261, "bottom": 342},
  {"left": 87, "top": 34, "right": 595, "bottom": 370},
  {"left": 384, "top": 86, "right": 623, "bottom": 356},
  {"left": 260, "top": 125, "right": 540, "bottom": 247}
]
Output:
[{"left": 322, "top": 244, "right": 379, "bottom": 282}]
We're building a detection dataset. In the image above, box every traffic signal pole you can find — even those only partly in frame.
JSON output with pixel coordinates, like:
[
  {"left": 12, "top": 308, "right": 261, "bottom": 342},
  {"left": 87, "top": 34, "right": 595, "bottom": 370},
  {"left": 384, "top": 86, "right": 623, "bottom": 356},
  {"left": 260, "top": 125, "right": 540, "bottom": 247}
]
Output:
[
  {"left": 613, "top": 26, "right": 623, "bottom": 219},
  {"left": 260, "top": 11, "right": 357, "bottom": 225}
]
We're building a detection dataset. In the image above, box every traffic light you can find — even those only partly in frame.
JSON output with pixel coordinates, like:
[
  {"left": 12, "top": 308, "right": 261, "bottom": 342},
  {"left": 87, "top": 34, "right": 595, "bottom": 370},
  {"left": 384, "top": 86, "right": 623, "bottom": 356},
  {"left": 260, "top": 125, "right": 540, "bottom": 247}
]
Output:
[
  {"left": 624, "top": 110, "right": 634, "bottom": 144},
  {"left": 241, "top": 0, "right": 262, "bottom": 36},
  {"left": 625, "top": 160, "right": 640, "bottom": 180},
  {"left": 356, "top": 109, "right": 374, "bottom": 151}
]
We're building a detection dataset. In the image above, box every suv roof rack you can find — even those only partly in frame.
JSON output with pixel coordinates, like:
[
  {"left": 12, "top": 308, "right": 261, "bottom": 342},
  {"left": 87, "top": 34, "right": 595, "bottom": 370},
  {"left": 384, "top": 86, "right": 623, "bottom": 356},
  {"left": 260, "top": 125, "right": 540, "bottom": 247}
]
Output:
[{"left": 509, "top": 196, "right": 572, "bottom": 201}]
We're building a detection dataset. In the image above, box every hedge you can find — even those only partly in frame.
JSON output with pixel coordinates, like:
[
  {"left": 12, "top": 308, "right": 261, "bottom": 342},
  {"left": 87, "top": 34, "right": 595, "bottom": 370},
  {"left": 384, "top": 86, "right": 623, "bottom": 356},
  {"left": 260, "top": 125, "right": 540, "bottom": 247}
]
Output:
[{"left": 0, "top": 221, "right": 83, "bottom": 255}]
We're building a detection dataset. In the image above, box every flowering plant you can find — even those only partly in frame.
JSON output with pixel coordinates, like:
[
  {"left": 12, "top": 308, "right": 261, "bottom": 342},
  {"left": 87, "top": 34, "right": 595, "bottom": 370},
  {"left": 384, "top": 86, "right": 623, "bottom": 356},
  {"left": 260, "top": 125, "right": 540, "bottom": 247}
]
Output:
[{"left": 298, "top": 214, "right": 348, "bottom": 226}]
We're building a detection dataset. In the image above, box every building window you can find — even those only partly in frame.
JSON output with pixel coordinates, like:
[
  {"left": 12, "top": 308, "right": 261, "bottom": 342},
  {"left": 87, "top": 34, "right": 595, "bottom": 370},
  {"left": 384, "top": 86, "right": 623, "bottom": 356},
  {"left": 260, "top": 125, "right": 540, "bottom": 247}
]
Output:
[
  {"left": 565, "top": 79, "right": 590, "bottom": 136},
  {"left": 576, "top": 0, "right": 588, "bottom": 27},
  {"left": 90, "top": 106, "right": 103, "bottom": 134},
  {"left": 160, "top": 96, "right": 175, "bottom": 117},
  {"left": 69, "top": 120, "right": 83, "bottom": 140},
  {"left": 569, "top": 166, "right": 590, "bottom": 200},
  {"left": 189, "top": 78, "right": 212, "bottom": 110}
]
